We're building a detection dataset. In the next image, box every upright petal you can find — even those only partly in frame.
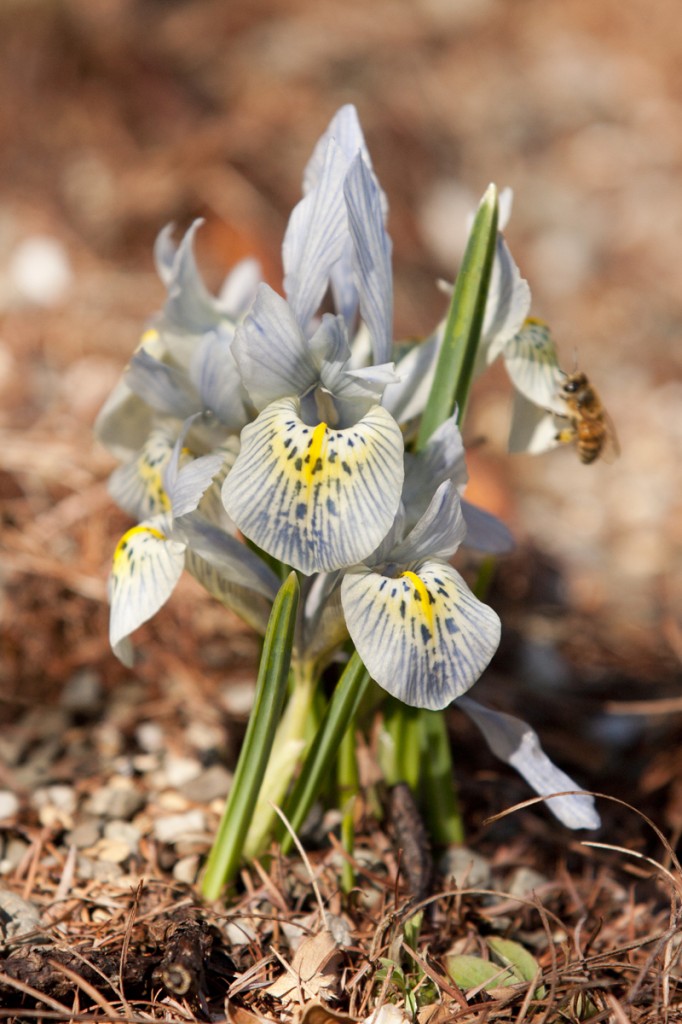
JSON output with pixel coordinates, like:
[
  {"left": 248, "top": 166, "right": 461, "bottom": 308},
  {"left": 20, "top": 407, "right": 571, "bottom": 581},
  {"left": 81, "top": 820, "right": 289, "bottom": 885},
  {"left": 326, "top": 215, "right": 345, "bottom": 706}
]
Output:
[
  {"left": 283, "top": 138, "right": 349, "bottom": 330},
  {"left": 390, "top": 481, "right": 467, "bottom": 563},
  {"left": 481, "top": 234, "right": 531, "bottom": 365},
  {"left": 222, "top": 397, "right": 404, "bottom": 574},
  {"left": 458, "top": 697, "right": 601, "bottom": 829},
  {"left": 231, "top": 285, "right": 320, "bottom": 409},
  {"left": 154, "top": 221, "right": 228, "bottom": 335},
  {"left": 344, "top": 155, "right": 393, "bottom": 365},
  {"left": 341, "top": 560, "right": 500, "bottom": 710}
]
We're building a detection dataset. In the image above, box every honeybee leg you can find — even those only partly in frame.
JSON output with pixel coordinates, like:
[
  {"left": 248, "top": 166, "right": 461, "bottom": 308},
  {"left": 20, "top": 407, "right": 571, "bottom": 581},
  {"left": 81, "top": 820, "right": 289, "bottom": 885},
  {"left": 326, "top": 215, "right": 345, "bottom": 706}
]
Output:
[{"left": 555, "top": 425, "right": 576, "bottom": 444}]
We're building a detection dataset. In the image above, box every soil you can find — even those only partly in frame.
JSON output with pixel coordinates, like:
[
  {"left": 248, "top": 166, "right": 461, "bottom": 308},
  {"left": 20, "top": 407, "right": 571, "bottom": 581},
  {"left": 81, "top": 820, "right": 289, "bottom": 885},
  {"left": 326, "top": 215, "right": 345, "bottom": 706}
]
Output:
[{"left": 1, "top": 1, "right": 682, "bottom": 1021}]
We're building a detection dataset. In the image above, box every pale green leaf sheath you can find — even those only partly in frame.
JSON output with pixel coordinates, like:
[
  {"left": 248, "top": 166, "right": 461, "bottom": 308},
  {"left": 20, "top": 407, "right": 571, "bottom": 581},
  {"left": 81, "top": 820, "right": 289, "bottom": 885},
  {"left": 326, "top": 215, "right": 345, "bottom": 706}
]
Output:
[
  {"left": 223, "top": 397, "right": 404, "bottom": 575},
  {"left": 341, "top": 559, "right": 500, "bottom": 710}
]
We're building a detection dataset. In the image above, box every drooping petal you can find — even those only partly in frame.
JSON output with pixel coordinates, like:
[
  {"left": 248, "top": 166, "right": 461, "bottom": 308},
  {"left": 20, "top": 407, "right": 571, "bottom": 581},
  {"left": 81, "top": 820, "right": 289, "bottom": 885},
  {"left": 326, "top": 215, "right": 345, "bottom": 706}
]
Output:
[
  {"left": 283, "top": 138, "right": 349, "bottom": 330},
  {"left": 176, "top": 515, "right": 281, "bottom": 601},
  {"left": 460, "top": 500, "right": 515, "bottom": 554},
  {"left": 341, "top": 559, "right": 501, "bottom": 710},
  {"left": 503, "top": 318, "right": 565, "bottom": 412},
  {"left": 108, "top": 519, "right": 185, "bottom": 664},
  {"left": 344, "top": 154, "right": 393, "bottom": 365},
  {"left": 184, "top": 548, "right": 274, "bottom": 636},
  {"left": 166, "top": 451, "right": 225, "bottom": 519},
  {"left": 458, "top": 697, "right": 601, "bottom": 829},
  {"left": 231, "top": 285, "right": 320, "bottom": 409},
  {"left": 222, "top": 396, "right": 404, "bottom": 574}
]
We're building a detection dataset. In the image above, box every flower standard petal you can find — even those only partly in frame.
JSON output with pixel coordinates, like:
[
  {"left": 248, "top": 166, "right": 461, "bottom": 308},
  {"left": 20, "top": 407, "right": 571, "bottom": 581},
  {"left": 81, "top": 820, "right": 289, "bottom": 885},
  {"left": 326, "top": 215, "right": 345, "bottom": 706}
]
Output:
[
  {"left": 458, "top": 697, "right": 601, "bottom": 829},
  {"left": 231, "top": 285, "right": 320, "bottom": 409},
  {"left": 222, "top": 396, "right": 404, "bottom": 574},
  {"left": 108, "top": 518, "right": 185, "bottom": 664},
  {"left": 283, "top": 137, "right": 349, "bottom": 331},
  {"left": 341, "top": 560, "right": 501, "bottom": 710},
  {"left": 344, "top": 154, "right": 393, "bottom": 365}
]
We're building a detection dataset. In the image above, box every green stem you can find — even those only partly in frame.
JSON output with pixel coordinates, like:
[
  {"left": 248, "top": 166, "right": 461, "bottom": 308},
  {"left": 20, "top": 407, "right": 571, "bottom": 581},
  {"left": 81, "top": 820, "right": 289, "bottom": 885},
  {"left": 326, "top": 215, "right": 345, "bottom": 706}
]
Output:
[
  {"left": 279, "top": 651, "right": 370, "bottom": 855},
  {"left": 242, "top": 658, "right": 317, "bottom": 859},
  {"left": 338, "top": 721, "right": 359, "bottom": 894},
  {"left": 201, "top": 572, "right": 299, "bottom": 900},
  {"left": 381, "top": 698, "right": 421, "bottom": 790},
  {"left": 419, "top": 709, "right": 465, "bottom": 846}
]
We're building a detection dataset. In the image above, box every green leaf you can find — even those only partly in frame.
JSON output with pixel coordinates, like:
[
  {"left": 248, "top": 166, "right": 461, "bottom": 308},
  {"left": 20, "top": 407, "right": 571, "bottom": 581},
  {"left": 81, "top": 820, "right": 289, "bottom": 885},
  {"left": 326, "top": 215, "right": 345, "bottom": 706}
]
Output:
[
  {"left": 487, "top": 938, "right": 546, "bottom": 999},
  {"left": 279, "top": 651, "right": 370, "bottom": 855},
  {"left": 445, "top": 954, "right": 516, "bottom": 992},
  {"left": 416, "top": 183, "right": 499, "bottom": 448},
  {"left": 201, "top": 572, "right": 300, "bottom": 899}
]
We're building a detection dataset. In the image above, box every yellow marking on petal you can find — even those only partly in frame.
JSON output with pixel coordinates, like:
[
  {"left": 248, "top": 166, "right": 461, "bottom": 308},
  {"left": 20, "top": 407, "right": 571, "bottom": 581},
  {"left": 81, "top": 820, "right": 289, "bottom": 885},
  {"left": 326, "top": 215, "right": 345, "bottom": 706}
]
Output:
[
  {"left": 303, "top": 421, "right": 328, "bottom": 485},
  {"left": 524, "top": 316, "right": 548, "bottom": 328},
  {"left": 113, "top": 525, "right": 166, "bottom": 566},
  {"left": 400, "top": 570, "right": 434, "bottom": 631},
  {"left": 137, "top": 328, "right": 159, "bottom": 350}
]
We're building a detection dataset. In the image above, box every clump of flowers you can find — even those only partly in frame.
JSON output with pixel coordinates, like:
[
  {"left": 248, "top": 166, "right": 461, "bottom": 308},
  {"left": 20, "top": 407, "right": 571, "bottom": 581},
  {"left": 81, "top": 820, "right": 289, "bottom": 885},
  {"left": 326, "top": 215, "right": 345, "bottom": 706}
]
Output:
[{"left": 96, "top": 106, "right": 599, "bottom": 898}]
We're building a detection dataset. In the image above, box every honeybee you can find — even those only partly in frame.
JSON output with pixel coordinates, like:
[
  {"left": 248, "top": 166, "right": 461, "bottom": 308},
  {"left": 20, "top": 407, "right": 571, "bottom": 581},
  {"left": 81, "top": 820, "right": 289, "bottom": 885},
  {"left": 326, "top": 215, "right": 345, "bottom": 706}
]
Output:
[{"left": 556, "top": 370, "right": 619, "bottom": 464}]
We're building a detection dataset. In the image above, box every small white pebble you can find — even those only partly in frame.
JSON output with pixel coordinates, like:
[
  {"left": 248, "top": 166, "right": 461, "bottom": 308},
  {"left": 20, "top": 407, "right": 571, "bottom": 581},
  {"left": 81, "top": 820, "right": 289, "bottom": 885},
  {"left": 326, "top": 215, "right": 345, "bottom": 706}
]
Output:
[{"left": 0, "top": 790, "right": 19, "bottom": 819}]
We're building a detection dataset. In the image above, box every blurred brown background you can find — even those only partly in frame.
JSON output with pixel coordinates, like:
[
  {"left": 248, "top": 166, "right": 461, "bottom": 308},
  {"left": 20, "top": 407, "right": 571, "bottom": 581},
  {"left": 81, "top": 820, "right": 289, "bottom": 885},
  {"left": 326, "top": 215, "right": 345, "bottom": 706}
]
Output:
[{"left": 1, "top": 0, "right": 681, "bottom": 712}]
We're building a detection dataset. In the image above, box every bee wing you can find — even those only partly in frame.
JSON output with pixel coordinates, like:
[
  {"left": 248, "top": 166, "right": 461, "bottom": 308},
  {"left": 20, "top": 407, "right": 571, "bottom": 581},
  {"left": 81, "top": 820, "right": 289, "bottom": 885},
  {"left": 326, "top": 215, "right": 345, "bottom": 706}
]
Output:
[{"left": 600, "top": 407, "right": 620, "bottom": 464}]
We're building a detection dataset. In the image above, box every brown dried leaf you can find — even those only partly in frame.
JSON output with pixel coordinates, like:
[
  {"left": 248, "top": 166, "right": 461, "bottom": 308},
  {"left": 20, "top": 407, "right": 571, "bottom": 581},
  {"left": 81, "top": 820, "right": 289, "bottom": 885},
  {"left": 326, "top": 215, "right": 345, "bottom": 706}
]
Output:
[{"left": 266, "top": 929, "right": 341, "bottom": 1005}]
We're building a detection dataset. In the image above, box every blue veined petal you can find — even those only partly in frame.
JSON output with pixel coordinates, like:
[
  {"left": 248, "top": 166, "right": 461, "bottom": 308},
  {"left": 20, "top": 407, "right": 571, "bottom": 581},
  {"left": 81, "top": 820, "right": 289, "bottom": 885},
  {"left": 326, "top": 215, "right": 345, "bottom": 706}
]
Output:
[
  {"left": 189, "top": 330, "right": 252, "bottom": 431},
  {"left": 184, "top": 548, "right": 274, "bottom": 635},
  {"left": 402, "top": 415, "right": 467, "bottom": 525},
  {"left": 503, "top": 318, "right": 565, "bottom": 412},
  {"left": 303, "top": 105, "right": 371, "bottom": 195},
  {"left": 458, "top": 697, "right": 601, "bottom": 829},
  {"left": 176, "top": 515, "right": 280, "bottom": 601},
  {"left": 232, "top": 285, "right": 320, "bottom": 409},
  {"left": 126, "top": 349, "right": 200, "bottom": 419},
  {"left": 108, "top": 518, "right": 185, "bottom": 664},
  {"left": 344, "top": 154, "right": 393, "bottom": 365},
  {"left": 108, "top": 426, "right": 176, "bottom": 519},
  {"left": 382, "top": 330, "right": 440, "bottom": 425},
  {"left": 222, "top": 396, "right": 404, "bottom": 574},
  {"left": 341, "top": 559, "right": 501, "bottom": 710},
  {"left": 460, "top": 500, "right": 515, "bottom": 554},
  {"left": 390, "top": 481, "right": 467, "bottom": 564},
  {"left": 283, "top": 138, "right": 349, "bottom": 331},
  {"left": 165, "top": 450, "right": 225, "bottom": 519}
]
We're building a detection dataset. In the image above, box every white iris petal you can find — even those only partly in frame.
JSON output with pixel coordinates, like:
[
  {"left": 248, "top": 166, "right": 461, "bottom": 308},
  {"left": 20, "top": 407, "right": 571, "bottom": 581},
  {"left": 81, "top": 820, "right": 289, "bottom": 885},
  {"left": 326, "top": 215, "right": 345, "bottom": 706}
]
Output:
[
  {"left": 222, "top": 396, "right": 404, "bottom": 575},
  {"left": 458, "top": 697, "right": 601, "bottom": 829},
  {"left": 108, "top": 517, "right": 185, "bottom": 664},
  {"left": 341, "top": 560, "right": 501, "bottom": 710}
]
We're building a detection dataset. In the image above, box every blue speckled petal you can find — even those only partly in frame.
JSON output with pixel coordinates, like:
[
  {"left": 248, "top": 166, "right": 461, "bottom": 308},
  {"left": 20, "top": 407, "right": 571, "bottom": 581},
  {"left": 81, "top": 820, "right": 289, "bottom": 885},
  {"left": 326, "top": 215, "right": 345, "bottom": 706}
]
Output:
[
  {"left": 222, "top": 397, "right": 404, "bottom": 574},
  {"left": 341, "top": 559, "right": 500, "bottom": 710}
]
